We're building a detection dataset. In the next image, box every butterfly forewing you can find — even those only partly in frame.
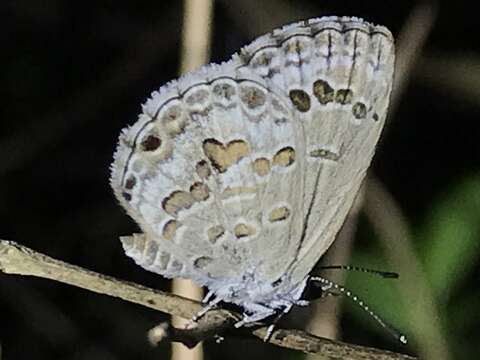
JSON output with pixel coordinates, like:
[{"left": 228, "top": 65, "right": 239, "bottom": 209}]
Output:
[{"left": 235, "top": 17, "right": 395, "bottom": 285}]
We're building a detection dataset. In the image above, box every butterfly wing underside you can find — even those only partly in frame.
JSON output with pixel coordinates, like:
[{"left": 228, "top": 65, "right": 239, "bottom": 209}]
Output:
[
  {"left": 110, "top": 64, "right": 307, "bottom": 293},
  {"left": 110, "top": 16, "right": 395, "bottom": 314},
  {"left": 235, "top": 17, "right": 395, "bottom": 285}
]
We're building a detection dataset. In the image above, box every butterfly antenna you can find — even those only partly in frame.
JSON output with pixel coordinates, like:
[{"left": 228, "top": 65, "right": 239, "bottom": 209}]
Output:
[
  {"left": 318, "top": 265, "right": 399, "bottom": 279},
  {"left": 309, "top": 276, "right": 407, "bottom": 344}
]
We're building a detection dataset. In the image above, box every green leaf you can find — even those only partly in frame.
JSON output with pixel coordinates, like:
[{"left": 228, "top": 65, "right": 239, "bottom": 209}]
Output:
[
  {"left": 344, "top": 250, "right": 408, "bottom": 338},
  {"left": 418, "top": 175, "right": 480, "bottom": 300}
]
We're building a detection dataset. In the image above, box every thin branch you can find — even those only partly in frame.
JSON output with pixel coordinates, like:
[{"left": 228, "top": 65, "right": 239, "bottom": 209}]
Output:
[
  {"left": 0, "top": 240, "right": 201, "bottom": 319},
  {"left": 0, "top": 239, "right": 416, "bottom": 359},
  {"left": 179, "top": 0, "right": 213, "bottom": 74},
  {"left": 174, "top": 1, "right": 214, "bottom": 358}
]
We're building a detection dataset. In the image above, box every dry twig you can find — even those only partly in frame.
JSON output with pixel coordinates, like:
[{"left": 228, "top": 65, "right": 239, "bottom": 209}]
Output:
[{"left": 0, "top": 239, "right": 416, "bottom": 360}]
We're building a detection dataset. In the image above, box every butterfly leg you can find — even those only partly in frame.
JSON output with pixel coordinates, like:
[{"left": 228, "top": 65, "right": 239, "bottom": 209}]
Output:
[
  {"left": 234, "top": 304, "right": 275, "bottom": 328},
  {"left": 294, "top": 299, "right": 310, "bottom": 306},
  {"left": 201, "top": 289, "right": 216, "bottom": 304},
  {"left": 263, "top": 304, "right": 293, "bottom": 341},
  {"left": 191, "top": 295, "right": 222, "bottom": 323}
]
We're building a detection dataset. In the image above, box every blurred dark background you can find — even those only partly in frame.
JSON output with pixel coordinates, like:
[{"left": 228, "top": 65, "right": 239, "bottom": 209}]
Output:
[{"left": 1, "top": 1, "right": 479, "bottom": 359}]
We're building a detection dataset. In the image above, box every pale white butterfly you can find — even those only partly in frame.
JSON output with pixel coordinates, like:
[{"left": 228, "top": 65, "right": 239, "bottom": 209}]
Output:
[{"left": 110, "top": 16, "right": 395, "bottom": 335}]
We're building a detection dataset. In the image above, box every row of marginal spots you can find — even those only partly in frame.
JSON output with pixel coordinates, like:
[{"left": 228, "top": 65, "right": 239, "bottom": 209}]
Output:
[
  {"left": 239, "top": 18, "right": 392, "bottom": 73},
  {"left": 122, "top": 234, "right": 182, "bottom": 274},
  {"left": 182, "top": 78, "right": 273, "bottom": 118},
  {"left": 144, "top": 242, "right": 183, "bottom": 275},
  {"left": 139, "top": 230, "right": 216, "bottom": 275},
  {"left": 232, "top": 18, "right": 390, "bottom": 125}
]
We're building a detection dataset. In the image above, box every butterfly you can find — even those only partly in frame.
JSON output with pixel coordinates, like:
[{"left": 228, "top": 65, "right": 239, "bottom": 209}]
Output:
[{"left": 110, "top": 16, "right": 395, "bottom": 334}]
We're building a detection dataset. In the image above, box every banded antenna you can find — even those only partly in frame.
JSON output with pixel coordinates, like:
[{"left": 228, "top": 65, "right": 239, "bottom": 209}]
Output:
[{"left": 306, "top": 275, "right": 407, "bottom": 344}]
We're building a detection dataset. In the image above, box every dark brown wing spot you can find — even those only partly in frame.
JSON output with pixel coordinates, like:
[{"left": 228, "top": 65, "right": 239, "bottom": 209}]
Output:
[
  {"left": 125, "top": 176, "right": 136, "bottom": 190},
  {"left": 352, "top": 102, "right": 367, "bottom": 119},
  {"left": 141, "top": 135, "right": 162, "bottom": 152},
  {"left": 335, "top": 89, "right": 353, "bottom": 105},
  {"left": 273, "top": 147, "right": 296, "bottom": 167},
  {"left": 289, "top": 89, "right": 311, "bottom": 112},
  {"left": 162, "top": 191, "right": 195, "bottom": 216},
  {"left": 269, "top": 206, "right": 291, "bottom": 222},
  {"left": 202, "top": 138, "right": 249, "bottom": 173},
  {"left": 313, "top": 79, "right": 334, "bottom": 105}
]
